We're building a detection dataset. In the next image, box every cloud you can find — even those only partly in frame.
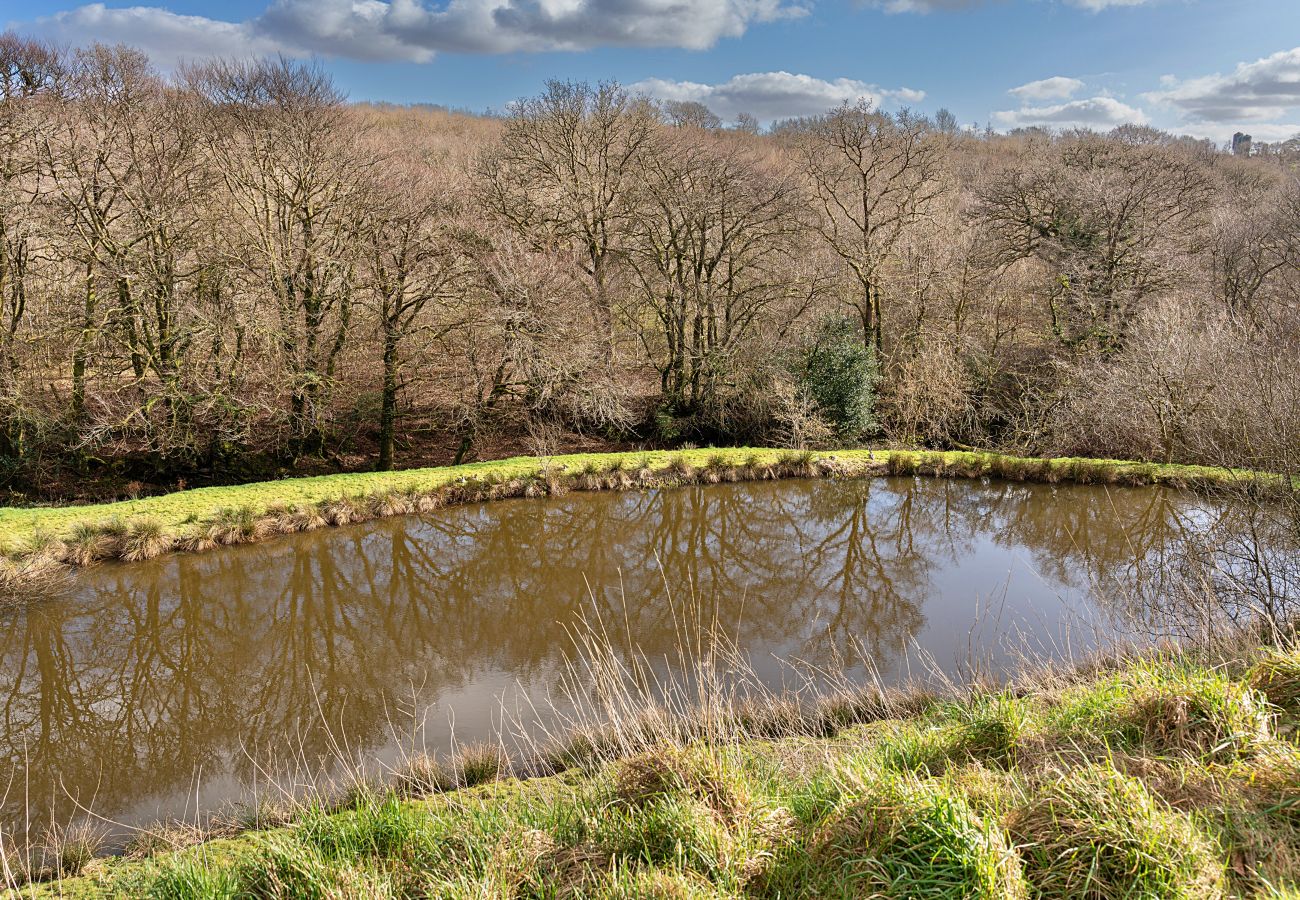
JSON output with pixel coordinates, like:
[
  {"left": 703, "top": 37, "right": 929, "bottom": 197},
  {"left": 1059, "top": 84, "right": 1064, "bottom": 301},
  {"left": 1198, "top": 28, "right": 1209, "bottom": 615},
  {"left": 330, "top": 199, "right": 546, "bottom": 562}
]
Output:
[
  {"left": 860, "top": 0, "right": 983, "bottom": 11},
  {"left": 1144, "top": 46, "right": 1300, "bottom": 123},
  {"left": 1008, "top": 76, "right": 1084, "bottom": 102},
  {"left": 1166, "top": 122, "right": 1300, "bottom": 145},
  {"left": 1068, "top": 0, "right": 1152, "bottom": 8},
  {"left": 631, "top": 72, "right": 925, "bottom": 122},
  {"left": 21, "top": 0, "right": 808, "bottom": 64},
  {"left": 993, "top": 96, "right": 1148, "bottom": 129},
  {"left": 23, "top": 4, "right": 282, "bottom": 66},
  {"left": 861, "top": 0, "right": 1154, "bottom": 11}
]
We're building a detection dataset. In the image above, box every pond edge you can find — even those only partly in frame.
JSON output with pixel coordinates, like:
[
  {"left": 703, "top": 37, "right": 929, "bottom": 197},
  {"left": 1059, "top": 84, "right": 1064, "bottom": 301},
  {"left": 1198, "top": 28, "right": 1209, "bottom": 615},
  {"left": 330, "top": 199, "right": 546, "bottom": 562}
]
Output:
[{"left": 0, "top": 448, "right": 1271, "bottom": 592}]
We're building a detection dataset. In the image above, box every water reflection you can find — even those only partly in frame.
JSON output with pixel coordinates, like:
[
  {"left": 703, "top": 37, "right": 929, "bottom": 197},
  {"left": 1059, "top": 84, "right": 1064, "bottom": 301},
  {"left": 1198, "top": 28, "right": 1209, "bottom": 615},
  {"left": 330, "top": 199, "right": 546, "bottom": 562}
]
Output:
[{"left": 0, "top": 476, "right": 1215, "bottom": 838}]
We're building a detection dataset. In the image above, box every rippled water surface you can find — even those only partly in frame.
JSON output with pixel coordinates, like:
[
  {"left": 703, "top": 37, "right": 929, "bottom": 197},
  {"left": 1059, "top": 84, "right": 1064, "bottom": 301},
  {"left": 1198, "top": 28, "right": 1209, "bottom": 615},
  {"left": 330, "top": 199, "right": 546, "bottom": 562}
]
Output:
[{"left": 0, "top": 476, "right": 1227, "bottom": 839}]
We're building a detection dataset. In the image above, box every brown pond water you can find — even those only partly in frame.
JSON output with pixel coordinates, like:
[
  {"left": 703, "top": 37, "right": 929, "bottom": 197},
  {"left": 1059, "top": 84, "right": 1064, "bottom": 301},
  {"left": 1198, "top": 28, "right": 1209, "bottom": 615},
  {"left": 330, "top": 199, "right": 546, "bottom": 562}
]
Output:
[{"left": 0, "top": 476, "right": 1234, "bottom": 842}]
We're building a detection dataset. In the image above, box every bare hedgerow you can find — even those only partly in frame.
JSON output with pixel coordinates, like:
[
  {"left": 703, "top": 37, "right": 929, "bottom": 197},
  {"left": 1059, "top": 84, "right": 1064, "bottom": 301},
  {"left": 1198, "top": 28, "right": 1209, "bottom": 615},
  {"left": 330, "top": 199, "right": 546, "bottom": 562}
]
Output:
[{"left": 880, "top": 336, "right": 976, "bottom": 448}]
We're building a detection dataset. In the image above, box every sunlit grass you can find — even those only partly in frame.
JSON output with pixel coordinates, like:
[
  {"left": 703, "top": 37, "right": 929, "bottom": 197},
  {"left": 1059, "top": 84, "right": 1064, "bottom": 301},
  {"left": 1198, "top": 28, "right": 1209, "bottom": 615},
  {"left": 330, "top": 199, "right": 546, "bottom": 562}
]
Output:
[{"left": 0, "top": 447, "right": 1266, "bottom": 593}]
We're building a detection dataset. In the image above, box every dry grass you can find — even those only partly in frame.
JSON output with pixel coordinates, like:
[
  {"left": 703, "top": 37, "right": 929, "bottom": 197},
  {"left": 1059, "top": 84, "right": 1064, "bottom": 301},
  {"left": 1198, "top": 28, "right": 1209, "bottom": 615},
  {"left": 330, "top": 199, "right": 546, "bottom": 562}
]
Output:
[
  {"left": 122, "top": 823, "right": 210, "bottom": 860},
  {"left": 34, "top": 822, "right": 108, "bottom": 881},
  {"left": 453, "top": 742, "right": 506, "bottom": 788},
  {"left": 613, "top": 750, "right": 749, "bottom": 823},
  {"left": 120, "top": 518, "right": 172, "bottom": 562},
  {"left": 1249, "top": 647, "right": 1300, "bottom": 714},
  {"left": 392, "top": 753, "right": 454, "bottom": 797}
]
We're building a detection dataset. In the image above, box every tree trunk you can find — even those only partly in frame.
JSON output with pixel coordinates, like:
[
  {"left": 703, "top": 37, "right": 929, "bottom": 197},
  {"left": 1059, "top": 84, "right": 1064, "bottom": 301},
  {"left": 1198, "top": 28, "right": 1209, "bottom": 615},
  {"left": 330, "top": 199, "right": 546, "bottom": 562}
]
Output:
[
  {"left": 377, "top": 324, "right": 399, "bottom": 471},
  {"left": 71, "top": 262, "right": 96, "bottom": 421}
]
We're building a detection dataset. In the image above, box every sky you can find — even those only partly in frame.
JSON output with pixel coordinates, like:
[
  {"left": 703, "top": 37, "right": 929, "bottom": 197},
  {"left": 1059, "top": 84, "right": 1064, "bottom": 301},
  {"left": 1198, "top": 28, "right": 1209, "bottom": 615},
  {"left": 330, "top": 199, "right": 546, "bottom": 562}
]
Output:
[{"left": 6, "top": 0, "right": 1300, "bottom": 145}]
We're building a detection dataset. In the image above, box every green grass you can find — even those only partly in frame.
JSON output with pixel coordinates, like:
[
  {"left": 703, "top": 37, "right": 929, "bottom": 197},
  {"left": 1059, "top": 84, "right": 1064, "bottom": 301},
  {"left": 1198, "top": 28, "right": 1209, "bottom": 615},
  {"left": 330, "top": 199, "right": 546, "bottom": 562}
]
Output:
[
  {"left": 17, "top": 644, "right": 1300, "bottom": 899},
  {"left": 0, "top": 450, "right": 793, "bottom": 552},
  {"left": 1046, "top": 657, "right": 1275, "bottom": 762},
  {"left": 786, "top": 772, "right": 1027, "bottom": 899},
  {"left": 0, "top": 448, "right": 1266, "bottom": 586},
  {"left": 1009, "top": 764, "right": 1227, "bottom": 899}
]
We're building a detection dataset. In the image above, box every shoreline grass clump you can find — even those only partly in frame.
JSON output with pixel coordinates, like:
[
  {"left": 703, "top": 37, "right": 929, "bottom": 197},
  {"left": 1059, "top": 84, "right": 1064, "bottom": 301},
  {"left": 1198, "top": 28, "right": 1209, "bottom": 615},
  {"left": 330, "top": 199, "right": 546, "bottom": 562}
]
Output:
[
  {"left": 0, "top": 446, "right": 1273, "bottom": 594},
  {"left": 453, "top": 742, "right": 506, "bottom": 788},
  {"left": 21, "top": 631, "right": 1300, "bottom": 899},
  {"left": 1048, "top": 658, "right": 1274, "bottom": 762},
  {"left": 392, "top": 753, "right": 454, "bottom": 798},
  {"left": 1248, "top": 647, "right": 1300, "bottom": 716}
]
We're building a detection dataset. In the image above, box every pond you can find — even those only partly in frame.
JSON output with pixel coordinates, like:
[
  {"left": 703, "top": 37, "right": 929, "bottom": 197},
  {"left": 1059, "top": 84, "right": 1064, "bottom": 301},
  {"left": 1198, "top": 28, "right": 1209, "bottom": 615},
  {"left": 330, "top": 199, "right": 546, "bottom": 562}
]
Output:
[{"left": 0, "top": 475, "right": 1241, "bottom": 843}]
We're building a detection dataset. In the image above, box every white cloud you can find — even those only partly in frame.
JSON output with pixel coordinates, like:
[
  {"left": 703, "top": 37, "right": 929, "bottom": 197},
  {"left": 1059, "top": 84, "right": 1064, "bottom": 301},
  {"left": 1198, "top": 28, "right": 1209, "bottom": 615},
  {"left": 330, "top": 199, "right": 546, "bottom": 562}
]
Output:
[
  {"left": 1008, "top": 76, "right": 1085, "bottom": 102},
  {"left": 1144, "top": 46, "right": 1300, "bottom": 123},
  {"left": 1069, "top": 0, "right": 1152, "bottom": 8},
  {"left": 861, "top": 0, "right": 1155, "bottom": 11},
  {"left": 631, "top": 72, "right": 925, "bottom": 122},
  {"left": 861, "top": 0, "right": 982, "bottom": 11},
  {"left": 24, "top": 4, "right": 282, "bottom": 66},
  {"left": 21, "top": 0, "right": 809, "bottom": 64},
  {"left": 1168, "top": 122, "right": 1300, "bottom": 145},
  {"left": 993, "top": 96, "right": 1148, "bottom": 129}
]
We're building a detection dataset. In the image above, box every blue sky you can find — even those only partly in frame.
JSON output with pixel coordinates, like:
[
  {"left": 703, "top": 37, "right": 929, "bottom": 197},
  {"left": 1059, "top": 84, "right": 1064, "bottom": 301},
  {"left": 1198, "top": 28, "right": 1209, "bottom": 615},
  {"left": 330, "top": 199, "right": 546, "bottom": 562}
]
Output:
[{"left": 8, "top": 0, "right": 1300, "bottom": 144}]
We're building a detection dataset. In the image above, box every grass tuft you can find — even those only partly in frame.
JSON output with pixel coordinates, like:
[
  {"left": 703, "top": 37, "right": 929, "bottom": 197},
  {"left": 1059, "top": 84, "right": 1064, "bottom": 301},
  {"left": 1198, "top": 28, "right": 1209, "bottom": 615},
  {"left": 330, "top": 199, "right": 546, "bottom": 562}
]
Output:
[
  {"left": 285, "top": 502, "right": 329, "bottom": 533},
  {"left": 1009, "top": 764, "right": 1226, "bottom": 900},
  {"left": 235, "top": 834, "right": 357, "bottom": 898},
  {"left": 613, "top": 749, "right": 748, "bottom": 822},
  {"left": 454, "top": 742, "right": 506, "bottom": 788},
  {"left": 121, "top": 518, "right": 172, "bottom": 562},
  {"left": 63, "top": 521, "right": 115, "bottom": 566},
  {"left": 1051, "top": 661, "right": 1273, "bottom": 761},
  {"left": 393, "top": 753, "right": 454, "bottom": 797},
  {"left": 135, "top": 854, "right": 240, "bottom": 900},
  {"left": 123, "top": 823, "right": 209, "bottom": 860},
  {"left": 208, "top": 505, "right": 265, "bottom": 545},
  {"left": 41, "top": 821, "right": 108, "bottom": 878},
  {"left": 950, "top": 694, "right": 1036, "bottom": 766},
  {"left": 1249, "top": 647, "right": 1300, "bottom": 715},
  {"left": 800, "top": 773, "right": 1026, "bottom": 899}
]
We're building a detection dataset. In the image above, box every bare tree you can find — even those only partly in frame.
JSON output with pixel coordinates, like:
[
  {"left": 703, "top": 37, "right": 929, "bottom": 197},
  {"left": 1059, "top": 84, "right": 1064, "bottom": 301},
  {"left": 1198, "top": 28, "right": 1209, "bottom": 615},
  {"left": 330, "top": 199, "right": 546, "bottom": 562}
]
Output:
[
  {"left": 978, "top": 133, "right": 1212, "bottom": 350},
  {"left": 357, "top": 152, "right": 472, "bottom": 470},
  {"left": 1207, "top": 171, "right": 1300, "bottom": 320},
  {"left": 186, "top": 57, "right": 369, "bottom": 457},
  {"left": 90, "top": 61, "right": 220, "bottom": 467},
  {"left": 731, "top": 112, "right": 761, "bottom": 136},
  {"left": 42, "top": 44, "right": 162, "bottom": 425},
  {"left": 0, "top": 34, "right": 62, "bottom": 461},
  {"left": 662, "top": 100, "right": 721, "bottom": 131},
  {"left": 627, "top": 133, "right": 812, "bottom": 420},
  {"left": 796, "top": 101, "right": 948, "bottom": 353},
  {"left": 477, "top": 81, "right": 657, "bottom": 359},
  {"left": 444, "top": 231, "right": 628, "bottom": 463}
]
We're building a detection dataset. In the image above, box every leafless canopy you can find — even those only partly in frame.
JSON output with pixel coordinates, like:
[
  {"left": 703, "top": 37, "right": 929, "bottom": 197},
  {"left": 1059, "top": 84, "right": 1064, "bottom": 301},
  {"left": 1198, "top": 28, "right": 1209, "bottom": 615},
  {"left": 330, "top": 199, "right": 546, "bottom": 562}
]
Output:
[{"left": 0, "top": 34, "right": 1297, "bottom": 493}]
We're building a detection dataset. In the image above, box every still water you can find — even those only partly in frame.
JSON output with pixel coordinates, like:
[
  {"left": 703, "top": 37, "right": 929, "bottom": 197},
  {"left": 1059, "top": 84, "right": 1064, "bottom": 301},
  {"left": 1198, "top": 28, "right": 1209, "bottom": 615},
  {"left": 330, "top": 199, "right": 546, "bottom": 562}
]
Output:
[{"left": 0, "top": 476, "right": 1224, "bottom": 840}]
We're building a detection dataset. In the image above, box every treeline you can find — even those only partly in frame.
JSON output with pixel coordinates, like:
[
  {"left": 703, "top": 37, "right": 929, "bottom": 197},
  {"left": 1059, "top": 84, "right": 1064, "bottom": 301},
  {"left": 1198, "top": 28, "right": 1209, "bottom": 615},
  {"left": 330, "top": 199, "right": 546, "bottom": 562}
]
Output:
[{"left": 2, "top": 34, "right": 1299, "bottom": 498}]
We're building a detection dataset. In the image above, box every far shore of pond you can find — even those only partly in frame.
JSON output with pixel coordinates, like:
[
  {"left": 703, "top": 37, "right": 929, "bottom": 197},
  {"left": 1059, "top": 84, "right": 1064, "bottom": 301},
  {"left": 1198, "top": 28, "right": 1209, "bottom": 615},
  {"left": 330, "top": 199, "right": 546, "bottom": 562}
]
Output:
[{"left": 0, "top": 447, "right": 1271, "bottom": 592}]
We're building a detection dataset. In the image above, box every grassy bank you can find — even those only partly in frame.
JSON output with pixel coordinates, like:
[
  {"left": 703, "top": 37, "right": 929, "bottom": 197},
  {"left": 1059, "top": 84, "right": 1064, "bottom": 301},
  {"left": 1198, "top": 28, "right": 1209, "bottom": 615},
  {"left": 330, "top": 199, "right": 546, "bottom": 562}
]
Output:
[
  {"left": 0, "top": 448, "right": 1262, "bottom": 591},
  {"left": 11, "top": 638, "right": 1300, "bottom": 898}
]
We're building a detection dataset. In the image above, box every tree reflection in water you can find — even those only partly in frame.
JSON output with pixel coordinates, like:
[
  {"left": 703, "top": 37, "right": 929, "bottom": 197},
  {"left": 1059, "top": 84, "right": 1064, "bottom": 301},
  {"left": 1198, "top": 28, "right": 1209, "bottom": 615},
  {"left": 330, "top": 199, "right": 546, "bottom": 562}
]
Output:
[{"left": 0, "top": 476, "right": 1224, "bottom": 839}]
